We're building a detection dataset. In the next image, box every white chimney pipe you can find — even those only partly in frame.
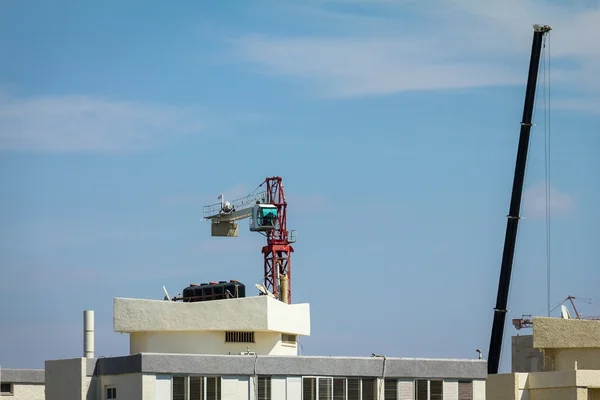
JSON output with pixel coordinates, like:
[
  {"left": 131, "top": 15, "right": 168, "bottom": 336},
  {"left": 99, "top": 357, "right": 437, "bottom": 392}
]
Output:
[
  {"left": 84, "top": 310, "right": 94, "bottom": 358},
  {"left": 279, "top": 275, "right": 289, "bottom": 304}
]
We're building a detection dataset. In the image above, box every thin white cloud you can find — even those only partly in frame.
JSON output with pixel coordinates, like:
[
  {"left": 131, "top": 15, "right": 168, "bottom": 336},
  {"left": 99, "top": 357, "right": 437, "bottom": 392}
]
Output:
[
  {"left": 0, "top": 94, "right": 206, "bottom": 153},
  {"left": 231, "top": 0, "right": 600, "bottom": 102},
  {"left": 522, "top": 181, "right": 575, "bottom": 219}
]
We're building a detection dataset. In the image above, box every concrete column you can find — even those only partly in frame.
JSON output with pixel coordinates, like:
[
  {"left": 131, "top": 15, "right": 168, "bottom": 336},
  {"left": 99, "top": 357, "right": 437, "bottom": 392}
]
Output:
[{"left": 84, "top": 310, "right": 94, "bottom": 358}]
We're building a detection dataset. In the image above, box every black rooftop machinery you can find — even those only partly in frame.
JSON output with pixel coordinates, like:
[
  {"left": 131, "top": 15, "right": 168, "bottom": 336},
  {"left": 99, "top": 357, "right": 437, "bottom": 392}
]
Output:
[{"left": 487, "top": 24, "right": 552, "bottom": 375}]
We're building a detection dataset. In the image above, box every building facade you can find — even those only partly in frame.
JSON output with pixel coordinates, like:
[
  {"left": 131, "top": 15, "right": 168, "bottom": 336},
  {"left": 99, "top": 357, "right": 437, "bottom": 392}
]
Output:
[
  {"left": 113, "top": 296, "right": 310, "bottom": 357},
  {"left": 0, "top": 368, "right": 45, "bottom": 400},
  {"left": 46, "top": 353, "right": 487, "bottom": 400},
  {"left": 487, "top": 317, "right": 600, "bottom": 400}
]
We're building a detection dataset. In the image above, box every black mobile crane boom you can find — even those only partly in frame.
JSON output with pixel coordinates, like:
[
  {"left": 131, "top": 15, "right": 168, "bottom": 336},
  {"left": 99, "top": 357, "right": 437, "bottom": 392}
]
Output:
[{"left": 487, "top": 24, "right": 552, "bottom": 375}]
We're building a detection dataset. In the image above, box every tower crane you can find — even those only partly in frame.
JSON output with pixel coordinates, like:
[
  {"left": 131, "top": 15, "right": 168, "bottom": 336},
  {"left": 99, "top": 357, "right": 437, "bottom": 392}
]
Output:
[{"left": 203, "top": 177, "right": 296, "bottom": 303}]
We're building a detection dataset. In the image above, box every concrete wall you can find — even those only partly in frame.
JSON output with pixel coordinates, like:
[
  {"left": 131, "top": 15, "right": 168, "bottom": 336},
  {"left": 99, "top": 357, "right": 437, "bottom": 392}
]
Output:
[
  {"left": 533, "top": 317, "right": 600, "bottom": 350},
  {"left": 512, "top": 335, "right": 544, "bottom": 373},
  {"left": 0, "top": 368, "right": 45, "bottom": 399},
  {"left": 473, "top": 379, "right": 486, "bottom": 400},
  {"left": 45, "top": 358, "right": 87, "bottom": 400},
  {"left": 94, "top": 353, "right": 487, "bottom": 380},
  {"left": 543, "top": 348, "right": 600, "bottom": 372},
  {"left": 45, "top": 358, "right": 99, "bottom": 400},
  {"left": 113, "top": 296, "right": 310, "bottom": 336},
  {"left": 487, "top": 370, "right": 600, "bottom": 400},
  {"left": 130, "top": 330, "right": 297, "bottom": 356},
  {"left": 528, "top": 387, "right": 586, "bottom": 400},
  {"left": 99, "top": 373, "right": 144, "bottom": 400},
  {"left": 142, "top": 374, "right": 157, "bottom": 400},
  {"left": 487, "top": 373, "right": 518, "bottom": 400},
  {"left": 0, "top": 383, "right": 44, "bottom": 400}
]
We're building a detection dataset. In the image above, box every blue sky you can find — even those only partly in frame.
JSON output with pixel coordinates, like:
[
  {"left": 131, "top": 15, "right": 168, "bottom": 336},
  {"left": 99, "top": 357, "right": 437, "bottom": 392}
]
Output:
[{"left": 1, "top": 0, "right": 599, "bottom": 371}]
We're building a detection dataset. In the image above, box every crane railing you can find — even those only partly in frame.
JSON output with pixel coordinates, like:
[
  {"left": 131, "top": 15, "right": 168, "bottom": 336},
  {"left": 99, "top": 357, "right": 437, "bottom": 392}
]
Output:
[{"left": 203, "top": 191, "right": 267, "bottom": 220}]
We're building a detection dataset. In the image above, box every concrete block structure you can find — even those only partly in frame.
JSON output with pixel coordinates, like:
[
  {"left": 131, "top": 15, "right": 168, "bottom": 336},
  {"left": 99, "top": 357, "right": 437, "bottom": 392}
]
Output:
[
  {"left": 488, "top": 317, "right": 600, "bottom": 400},
  {"left": 511, "top": 335, "right": 543, "bottom": 373},
  {"left": 44, "top": 358, "right": 97, "bottom": 400},
  {"left": 0, "top": 368, "right": 45, "bottom": 400},
  {"left": 113, "top": 296, "right": 310, "bottom": 356}
]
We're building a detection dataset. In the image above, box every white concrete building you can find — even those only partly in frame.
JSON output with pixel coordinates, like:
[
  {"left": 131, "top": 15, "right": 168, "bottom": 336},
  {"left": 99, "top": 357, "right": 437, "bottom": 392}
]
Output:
[
  {"left": 45, "top": 353, "right": 487, "bottom": 400},
  {"left": 114, "top": 295, "right": 310, "bottom": 356},
  {"left": 0, "top": 368, "right": 44, "bottom": 400}
]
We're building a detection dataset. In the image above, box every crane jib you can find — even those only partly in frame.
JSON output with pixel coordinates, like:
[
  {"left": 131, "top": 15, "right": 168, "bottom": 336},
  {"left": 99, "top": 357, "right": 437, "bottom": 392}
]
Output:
[{"left": 487, "top": 24, "right": 552, "bottom": 375}]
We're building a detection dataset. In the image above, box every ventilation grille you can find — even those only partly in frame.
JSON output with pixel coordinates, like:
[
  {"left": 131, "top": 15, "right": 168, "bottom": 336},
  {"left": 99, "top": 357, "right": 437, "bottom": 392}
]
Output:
[
  {"left": 225, "top": 331, "right": 255, "bottom": 343},
  {"left": 282, "top": 333, "right": 297, "bottom": 345}
]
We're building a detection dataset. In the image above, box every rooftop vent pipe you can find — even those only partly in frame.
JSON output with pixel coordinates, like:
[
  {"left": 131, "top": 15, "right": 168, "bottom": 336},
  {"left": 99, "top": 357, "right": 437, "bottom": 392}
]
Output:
[{"left": 84, "top": 310, "right": 94, "bottom": 358}]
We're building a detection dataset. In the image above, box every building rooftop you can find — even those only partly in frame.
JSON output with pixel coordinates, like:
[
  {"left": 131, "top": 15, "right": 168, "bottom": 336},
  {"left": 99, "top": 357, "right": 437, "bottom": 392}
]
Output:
[
  {"left": 92, "top": 353, "right": 488, "bottom": 380},
  {"left": 114, "top": 295, "right": 310, "bottom": 336}
]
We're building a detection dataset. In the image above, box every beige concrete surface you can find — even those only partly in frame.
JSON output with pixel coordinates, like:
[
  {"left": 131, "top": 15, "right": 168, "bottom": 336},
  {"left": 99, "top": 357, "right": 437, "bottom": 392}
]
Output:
[
  {"left": 528, "top": 387, "right": 583, "bottom": 400},
  {"left": 2, "top": 383, "right": 44, "bottom": 400},
  {"left": 99, "top": 373, "right": 143, "bottom": 400},
  {"left": 130, "top": 330, "right": 297, "bottom": 355},
  {"left": 487, "top": 373, "right": 518, "bottom": 400},
  {"left": 512, "top": 335, "right": 544, "bottom": 372},
  {"left": 45, "top": 358, "right": 86, "bottom": 400},
  {"left": 543, "top": 348, "right": 600, "bottom": 371},
  {"left": 113, "top": 295, "right": 310, "bottom": 335},
  {"left": 533, "top": 317, "right": 600, "bottom": 349},
  {"left": 473, "top": 379, "right": 486, "bottom": 400}
]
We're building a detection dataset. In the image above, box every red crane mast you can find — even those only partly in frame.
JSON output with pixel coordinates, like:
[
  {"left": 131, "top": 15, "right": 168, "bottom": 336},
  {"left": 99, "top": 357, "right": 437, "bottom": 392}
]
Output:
[{"left": 262, "top": 177, "right": 294, "bottom": 303}]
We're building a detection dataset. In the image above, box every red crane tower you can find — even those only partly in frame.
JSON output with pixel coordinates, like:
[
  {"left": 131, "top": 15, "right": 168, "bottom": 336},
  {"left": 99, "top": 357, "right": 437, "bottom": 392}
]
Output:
[{"left": 203, "top": 176, "right": 296, "bottom": 303}]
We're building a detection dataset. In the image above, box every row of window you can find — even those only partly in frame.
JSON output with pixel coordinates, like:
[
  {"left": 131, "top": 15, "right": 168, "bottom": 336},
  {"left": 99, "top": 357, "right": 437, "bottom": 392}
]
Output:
[
  {"left": 303, "top": 377, "right": 473, "bottom": 400},
  {"left": 224, "top": 331, "right": 297, "bottom": 345},
  {"left": 166, "top": 376, "right": 474, "bottom": 400},
  {"left": 173, "top": 376, "right": 221, "bottom": 400}
]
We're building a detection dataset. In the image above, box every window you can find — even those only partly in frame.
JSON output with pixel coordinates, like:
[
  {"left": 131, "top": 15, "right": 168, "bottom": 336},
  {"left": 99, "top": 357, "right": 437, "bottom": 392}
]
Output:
[
  {"left": 318, "top": 378, "right": 332, "bottom": 400},
  {"left": 258, "top": 377, "right": 271, "bottom": 400},
  {"left": 333, "top": 378, "right": 346, "bottom": 400},
  {"left": 206, "top": 377, "right": 221, "bottom": 400},
  {"left": 1, "top": 383, "right": 13, "bottom": 395},
  {"left": 303, "top": 377, "right": 317, "bottom": 400},
  {"left": 282, "top": 334, "right": 297, "bottom": 345},
  {"left": 415, "top": 380, "right": 428, "bottom": 400},
  {"left": 458, "top": 381, "right": 473, "bottom": 400},
  {"left": 415, "top": 380, "right": 443, "bottom": 400},
  {"left": 190, "top": 376, "right": 204, "bottom": 400},
  {"left": 384, "top": 379, "right": 397, "bottom": 400},
  {"left": 261, "top": 207, "right": 277, "bottom": 227},
  {"left": 105, "top": 387, "right": 117, "bottom": 399},
  {"left": 225, "top": 331, "right": 255, "bottom": 343},
  {"left": 429, "top": 380, "right": 443, "bottom": 400},
  {"left": 361, "top": 378, "right": 376, "bottom": 400},
  {"left": 303, "top": 377, "right": 380, "bottom": 400},
  {"left": 173, "top": 377, "right": 185, "bottom": 400},
  {"left": 347, "top": 378, "right": 360, "bottom": 400}
]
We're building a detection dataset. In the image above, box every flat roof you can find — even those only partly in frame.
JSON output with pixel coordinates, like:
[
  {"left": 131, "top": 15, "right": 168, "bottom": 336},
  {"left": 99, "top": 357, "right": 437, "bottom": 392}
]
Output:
[
  {"left": 113, "top": 296, "right": 310, "bottom": 335},
  {"left": 0, "top": 368, "right": 45, "bottom": 384},
  {"left": 94, "top": 353, "right": 487, "bottom": 380}
]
